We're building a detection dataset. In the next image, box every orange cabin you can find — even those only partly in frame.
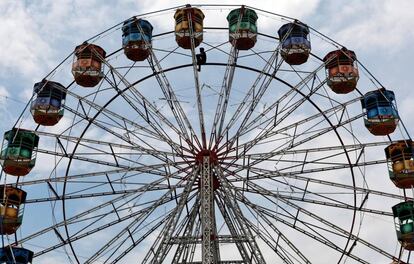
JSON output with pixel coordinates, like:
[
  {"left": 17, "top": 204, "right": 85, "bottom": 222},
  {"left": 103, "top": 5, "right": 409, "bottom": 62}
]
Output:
[
  {"left": 323, "top": 49, "right": 359, "bottom": 94},
  {"left": 0, "top": 186, "right": 26, "bottom": 235},
  {"left": 174, "top": 5, "right": 204, "bottom": 49},
  {"left": 72, "top": 43, "right": 106, "bottom": 87},
  {"left": 385, "top": 140, "right": 414, "bottom": 188}
]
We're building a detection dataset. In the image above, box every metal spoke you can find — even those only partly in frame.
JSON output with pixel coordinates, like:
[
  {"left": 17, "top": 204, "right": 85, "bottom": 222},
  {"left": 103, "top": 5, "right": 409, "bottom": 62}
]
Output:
[
  {"left": 60, "top": 82, "right": 172, "bottom": 145},
  {"left": 107, "top": 191, "right": 199, "bottom": 264},
  {"left": 18, "top": 165, "right": 189, "bottom": 189},
  {"left": 214, "top": 50, "right": 280, "bottom": 151},
  {"left": 133, "top": 21, "right": 203, "bottom": 150},
  {"left": 84, "top": 174, "right": 194, "bottom": 263},
  {"left": 171, "top": 194, "right": 201, "bottom": 263},
  {"left": 243, "top": 211, "right": 308, "bottom": 264},
  {"left": 187, "top": 11, "right": 207, "bottom": 148},
  {"left": 26, "top": 184, "right": 185, "bottom": 203},
  {"left": 239, "top": 175, "right": 396, "bottom": 261},
  {"left": 20, "top": 177, "right": 167, "bottom": 244},
  {"left": 224, "top": 159, "right": 386, "bottom": 181},
  {"left": 209, "top": 46, "right": 239, "bottom": 149},
  {"left": 104, "top": 70, "right": 195, "bottom": 155},
  {"left": 36, "top": 146, "right": 189, "bottom": 171},
  {"left": 237, "top": 187, "right": 392, "bottom": 216},
  {"left": 217, "top": 56, "right": 332, "bottom": 155},
  {"left": 149, "top": 168, "right": 198, "bottom": 263},
  {"left": 215, "top": 195, "right": 250, "bottom": 263},
  {"left": 240, "top": 196, "right": 370, "bottom": 263},
  {"left": 221, "top": 111, "right": 365, "bottom": 180},
  {"left": 215, "top": 166, "right": 266, "bottom": 264},
  {"left": 35, "top": 130, "right": 182, "bottom": 158}
]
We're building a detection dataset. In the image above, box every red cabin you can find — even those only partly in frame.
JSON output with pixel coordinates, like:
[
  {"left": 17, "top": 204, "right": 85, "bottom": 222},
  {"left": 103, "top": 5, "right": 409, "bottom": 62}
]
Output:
[
  {"left": 323, "top": 48, "right": 359, "bottom": 94},
  {"left": 72, "top": 43, "right": 106, "bottom": 87}
]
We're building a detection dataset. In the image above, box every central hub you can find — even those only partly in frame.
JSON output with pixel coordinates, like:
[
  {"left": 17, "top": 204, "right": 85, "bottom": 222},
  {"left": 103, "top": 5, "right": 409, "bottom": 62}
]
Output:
[
  {"left": 195, "top": 149, "right": 220, "bottom": 191},
  {"left": 195, "top": 149, "right": 218, "bottom": 165}
]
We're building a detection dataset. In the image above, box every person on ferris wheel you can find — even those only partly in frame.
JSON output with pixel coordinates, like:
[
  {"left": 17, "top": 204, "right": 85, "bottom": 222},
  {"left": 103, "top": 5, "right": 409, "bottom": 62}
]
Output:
[{"left": 196, "top": 47, "right": 207, "bottom": 72}]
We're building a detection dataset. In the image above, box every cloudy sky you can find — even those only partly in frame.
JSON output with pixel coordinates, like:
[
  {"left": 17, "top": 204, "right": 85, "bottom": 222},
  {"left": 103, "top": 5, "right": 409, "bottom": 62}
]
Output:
[
  {"left": 1, "top": 0, "right": 413, "bottom": 126},
  {"left": 1, "top": 0, "right": 414, "bottom": 263}
]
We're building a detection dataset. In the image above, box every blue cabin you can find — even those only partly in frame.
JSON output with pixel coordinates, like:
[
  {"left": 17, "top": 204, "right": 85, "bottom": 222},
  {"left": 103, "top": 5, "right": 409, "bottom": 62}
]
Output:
[
  {"left": 122, "top": 18, "right": 153, "bottom": 61},
  {"left": 0, "top": 247, "right": 33, "bottom": 264},
  {"left": 361, "top": 88, "right": 399, "bottom": 136},
  {"left": 278, "top": 22, "right": 311, "bottom": 65},
  {"left": 31, "top": 79, "right": 66, "bottom": 126}
]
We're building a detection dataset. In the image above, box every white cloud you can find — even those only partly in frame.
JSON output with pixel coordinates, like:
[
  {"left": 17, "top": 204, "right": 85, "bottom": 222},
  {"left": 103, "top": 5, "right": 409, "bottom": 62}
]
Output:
[
  {"left": 317, "top": 0, "right": 414, "bottom": 52},
  {"left": 0, "top": 1, "right": 53, "bottom": 79},
  {"left": 0, "top": 85, "right": 10, "bottom": 99}
]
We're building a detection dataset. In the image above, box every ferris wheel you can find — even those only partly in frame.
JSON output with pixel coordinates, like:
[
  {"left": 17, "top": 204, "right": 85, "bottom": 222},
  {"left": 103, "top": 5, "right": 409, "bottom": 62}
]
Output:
[{"left": 1, "top": 3, "right": 413, "bottom": 264}]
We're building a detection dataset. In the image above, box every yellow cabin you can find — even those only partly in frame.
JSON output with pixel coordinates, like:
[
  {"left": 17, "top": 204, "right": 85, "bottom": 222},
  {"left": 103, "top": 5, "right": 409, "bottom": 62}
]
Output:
[
  {"left": 0, "top": 186, "right": 26, "bottom": 235},
  {"left": 174, "top": 5, "right": 204, "bottom": 49},
  {"left": 385, "top": 140, "right": 414, "bottom": 188}
]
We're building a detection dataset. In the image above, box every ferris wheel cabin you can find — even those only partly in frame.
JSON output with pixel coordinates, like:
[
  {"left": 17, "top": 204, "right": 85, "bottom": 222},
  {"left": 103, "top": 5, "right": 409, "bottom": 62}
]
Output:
[
  {"left": 385, "top": 140, "right": 414, "bottom": 188},
  {"left": 174, "top": 5, "right": 205, "bottom": 49},
  {"left": 0, "top": 247, "right": 33, "bottom": 264},
  {"left": 393, "top": 201, "right": 414, "bottom": 250},
  {"left": 30, "top": 79, "right": 66, "bottom": 126},
  {"left": 323, "top": 48, "right": 359, "bottom": 94},
  {"left": 278, "top": 22, "right": 311, "bottom": 65},
  {"left": 0, "top": 186, "right": 26, "bottom": 235},
  {"left": 226, "top": 7, "right": 258, "bottom": 50},
  {"left": 361, "top": 89, "right": 399, "bottom": 136},
  {"left": 72, "top": 43, "right": 106, "bottom": 87},
  {"left": 122, "top": 18, "right": 153, "bottom": 61},
  {"left": 0, "top": 129, "right": 39, "bottom": 176}
]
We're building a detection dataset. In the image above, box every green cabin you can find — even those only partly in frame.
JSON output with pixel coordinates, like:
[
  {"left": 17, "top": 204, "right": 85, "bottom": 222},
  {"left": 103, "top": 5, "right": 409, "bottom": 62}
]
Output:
[
  {"left": 227, "top": 7, "right": 258, "bottom": 50},
  {"left": 0, "top": 128, "right": 39, "bottom": 176},
  {"left": 393, "top": 201, "right": 414, "bottom": 250}
]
